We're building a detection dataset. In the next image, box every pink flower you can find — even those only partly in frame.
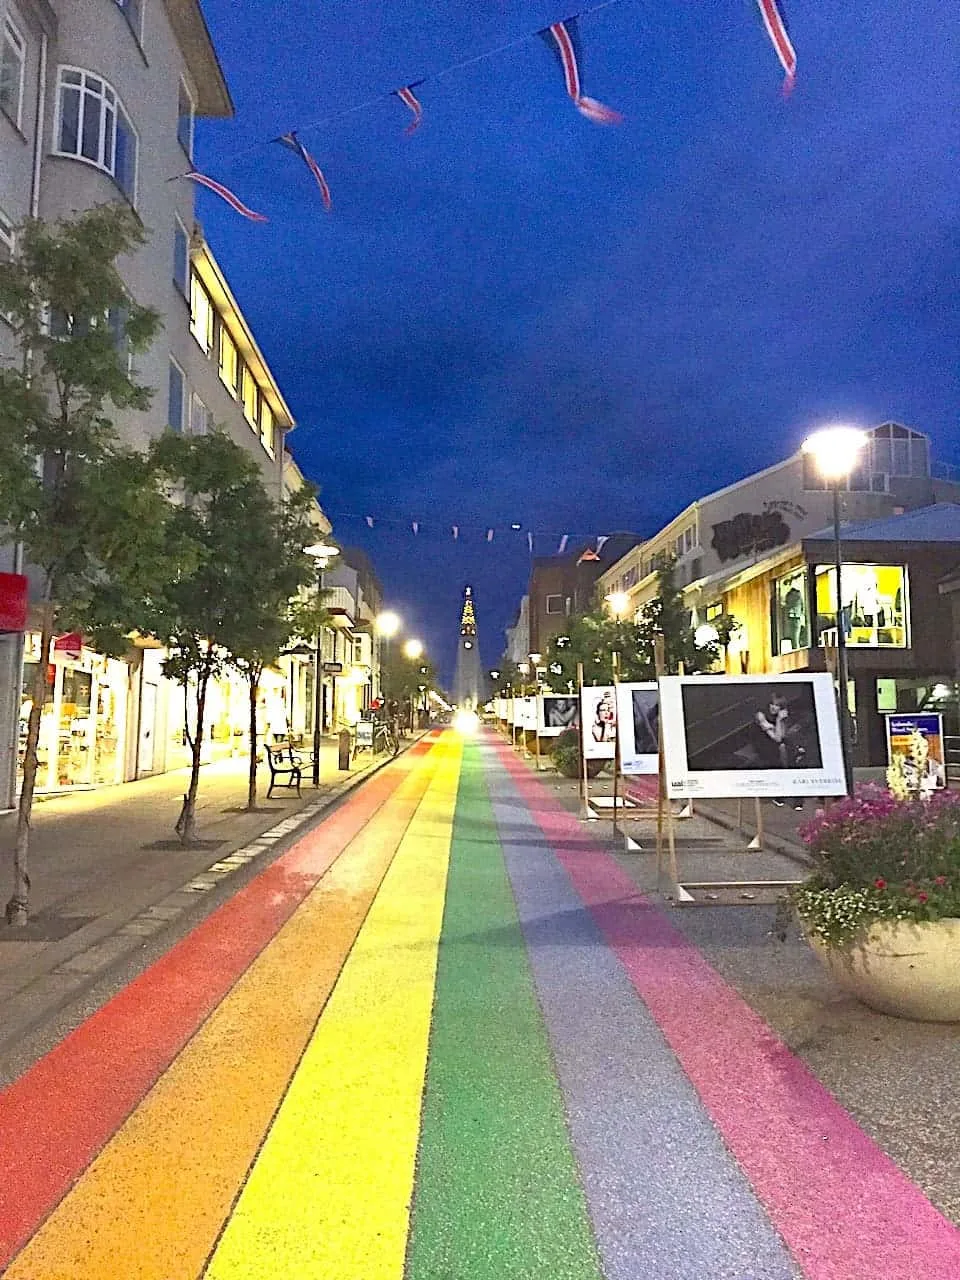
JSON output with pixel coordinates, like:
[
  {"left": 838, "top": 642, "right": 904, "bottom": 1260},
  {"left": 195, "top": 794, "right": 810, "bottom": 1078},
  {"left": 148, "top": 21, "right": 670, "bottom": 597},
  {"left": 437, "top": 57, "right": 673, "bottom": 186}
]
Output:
[
  {"left": 874, "top": 878, "right": 887, "bottom": 890},
  {"left": 917, "top": 892, "right": 929, "bottom": 904},
  {"left": 935, "top": 876, "right": 948, "bottom": 887}
]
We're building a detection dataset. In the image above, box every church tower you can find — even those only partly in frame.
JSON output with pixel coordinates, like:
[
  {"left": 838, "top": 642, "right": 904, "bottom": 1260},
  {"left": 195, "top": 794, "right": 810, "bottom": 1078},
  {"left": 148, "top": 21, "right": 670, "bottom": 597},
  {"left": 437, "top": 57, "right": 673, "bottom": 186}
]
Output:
[{"left": 453, "top": 585, "right": 483, "bottom": 709}]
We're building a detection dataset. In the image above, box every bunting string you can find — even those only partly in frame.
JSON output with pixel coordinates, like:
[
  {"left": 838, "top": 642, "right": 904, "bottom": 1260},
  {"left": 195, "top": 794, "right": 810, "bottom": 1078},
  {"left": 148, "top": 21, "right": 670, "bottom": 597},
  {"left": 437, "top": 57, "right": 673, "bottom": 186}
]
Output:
[{"left": 174, "top": 0, "right": 796, "bottom": 218}]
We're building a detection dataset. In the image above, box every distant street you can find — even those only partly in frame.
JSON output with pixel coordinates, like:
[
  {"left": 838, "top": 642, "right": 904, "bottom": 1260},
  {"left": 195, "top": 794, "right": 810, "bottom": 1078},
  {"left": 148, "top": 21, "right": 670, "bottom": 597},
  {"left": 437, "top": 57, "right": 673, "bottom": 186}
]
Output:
[{"left": 1, "top": 730, "right": 958, "bottom": 1279}]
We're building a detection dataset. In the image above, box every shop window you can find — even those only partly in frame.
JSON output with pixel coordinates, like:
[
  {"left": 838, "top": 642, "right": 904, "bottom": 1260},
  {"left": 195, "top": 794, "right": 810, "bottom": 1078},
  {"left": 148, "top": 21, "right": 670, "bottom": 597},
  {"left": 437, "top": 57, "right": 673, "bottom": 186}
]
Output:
[
  {"left": 815, "top": 564, "right": 907, "bottom": 649},
  {"left": 771, "top": 567, "right": 810, "bottom": 655}
]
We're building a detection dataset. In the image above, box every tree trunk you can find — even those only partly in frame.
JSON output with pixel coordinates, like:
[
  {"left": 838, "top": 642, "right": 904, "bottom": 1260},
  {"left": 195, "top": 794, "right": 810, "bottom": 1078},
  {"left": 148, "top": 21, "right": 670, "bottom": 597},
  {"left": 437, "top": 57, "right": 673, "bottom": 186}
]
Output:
[
  {"left": 6, "top": 599, "right": 55, "bottom": 925},
  {"left": 246, "top": 667, "right": 260, "bottom": 811},
  {"left": 175, "top": 655, "right": 212, "bottom": 846}
]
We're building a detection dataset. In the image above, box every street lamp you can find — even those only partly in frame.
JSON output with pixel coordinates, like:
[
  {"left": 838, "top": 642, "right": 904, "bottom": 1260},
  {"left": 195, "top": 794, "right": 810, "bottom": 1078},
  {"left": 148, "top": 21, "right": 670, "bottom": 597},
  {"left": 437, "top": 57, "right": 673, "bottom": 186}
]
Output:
[
  {"left": 375, "top": 610, "right": 401, "bottom": 701},
  {"left": 305, "top": 542, "right": 340, "bottom": 786},
  {"left": 606, "top": 591, "right": 630, "bottom": 619},
  {"left": 802, "top": 425, "right": 868, "bottom": 795},
  {"left": 403, "top": 638, "right": 423, "bottom": 660}
]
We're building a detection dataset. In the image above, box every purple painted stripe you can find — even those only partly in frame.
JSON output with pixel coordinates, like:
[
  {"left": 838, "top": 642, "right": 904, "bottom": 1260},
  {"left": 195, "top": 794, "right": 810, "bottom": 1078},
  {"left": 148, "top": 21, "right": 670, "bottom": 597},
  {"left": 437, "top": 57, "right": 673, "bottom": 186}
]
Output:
[
  {"left": 494, "top": 740, "right": 960, "bottom": 1280},
  {"left": 485, "top": 745, "right": 800, "bottom": 1279}
]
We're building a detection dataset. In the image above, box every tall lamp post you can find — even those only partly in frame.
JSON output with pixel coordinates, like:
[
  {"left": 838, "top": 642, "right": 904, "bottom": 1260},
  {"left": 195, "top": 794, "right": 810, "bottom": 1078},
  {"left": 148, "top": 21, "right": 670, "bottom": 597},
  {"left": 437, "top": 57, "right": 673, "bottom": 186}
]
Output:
[
  {"left": 305, "top": 541, "right": 340, "bottom": 786},
  {"left": 801, "top": 426, "right": 868, "bottom": 796},
  {"left": 375, "top": 609, "right": 401, "bottom": 701}
]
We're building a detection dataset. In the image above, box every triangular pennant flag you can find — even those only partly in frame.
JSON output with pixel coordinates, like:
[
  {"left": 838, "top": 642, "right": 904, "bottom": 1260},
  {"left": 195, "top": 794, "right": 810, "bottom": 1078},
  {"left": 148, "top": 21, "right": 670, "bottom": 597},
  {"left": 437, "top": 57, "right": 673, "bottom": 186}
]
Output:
[
  {"left": 394, "top": 83, "right": 424, "bottom": 134},
  {"left": 182, "top": 170, "right": 268, "bottom": 222},
  {"left": 540, "top": 19, "right": 622, "bottom": 125},
  {"left": 577, "top": 546, "right": 600, "bottom": 564},
  {"left": 276, "top": 132, "right": 332, "bottom": 211},
  {"left": 412, "top": 521, "right": 420, "bottom": 534},
  {"left": 452, "top": 525, "right": 459, "bottom": 540},
  {"left": 756, "top": 0, "right": 796, "bottom": 93},
  {"left": 558, "top": 534, "right": 569, "bottom": 554},
  {"left": 366, "top": 516, "right": 375, "bottom": 528},
  {"left": 527, "top": 531, "right": 534, "bottom": 553},
  {"left": 596, "top": 535, "right": 610, "bottom": 554},
  {"left": 486, "top": 529, "right": 494, "bottom": 543}
]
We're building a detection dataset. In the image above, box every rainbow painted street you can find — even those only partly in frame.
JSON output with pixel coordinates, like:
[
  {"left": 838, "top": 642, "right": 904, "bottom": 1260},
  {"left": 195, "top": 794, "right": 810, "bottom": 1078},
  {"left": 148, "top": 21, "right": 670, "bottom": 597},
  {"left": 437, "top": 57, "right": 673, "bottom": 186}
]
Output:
[{"left": 1, "top": 731, "right": 959, "bottom": 1280}]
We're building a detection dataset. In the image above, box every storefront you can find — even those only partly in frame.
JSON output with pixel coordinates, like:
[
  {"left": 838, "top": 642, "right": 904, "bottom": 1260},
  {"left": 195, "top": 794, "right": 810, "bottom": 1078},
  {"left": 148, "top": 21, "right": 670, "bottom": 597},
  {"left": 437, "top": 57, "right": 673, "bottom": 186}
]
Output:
[{"left": 18, "top": 634, "right": 132, "bottom": 791}]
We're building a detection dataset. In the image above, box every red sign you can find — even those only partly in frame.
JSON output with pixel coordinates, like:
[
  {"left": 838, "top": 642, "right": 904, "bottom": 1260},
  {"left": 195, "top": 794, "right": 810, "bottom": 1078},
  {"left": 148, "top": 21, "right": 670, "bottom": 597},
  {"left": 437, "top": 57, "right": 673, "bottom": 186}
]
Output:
[
  {"left": 0, "top": 573, "right": 28, "bottom": 633},
  {"left": 53, "top": 631, "right": 83, "bottom": 661}
]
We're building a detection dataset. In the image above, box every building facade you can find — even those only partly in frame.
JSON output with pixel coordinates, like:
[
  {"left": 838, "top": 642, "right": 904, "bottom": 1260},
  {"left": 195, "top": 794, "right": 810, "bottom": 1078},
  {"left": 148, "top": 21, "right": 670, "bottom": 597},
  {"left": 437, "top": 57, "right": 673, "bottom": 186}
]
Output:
[
  {"left": 526, "top": 534, "right": 643, "bottom": 657},
  {"left": 598, "top": 426, "right": 960, "bottom": 768}
]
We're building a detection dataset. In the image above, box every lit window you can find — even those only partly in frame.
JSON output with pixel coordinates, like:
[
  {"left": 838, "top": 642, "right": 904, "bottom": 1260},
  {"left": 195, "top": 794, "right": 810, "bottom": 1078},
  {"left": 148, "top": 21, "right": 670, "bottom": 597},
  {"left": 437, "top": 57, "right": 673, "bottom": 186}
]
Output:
[
  {"left": 115, "top": 0, "right": 142, "bottom": 40},
  {"left": 772, "top": 567, "right": 810, "bottom": 655},
  {"left": 177, "top": 79, "right": 194, "bottom": 158},
  {"left": 0, "top": 14, "right": 24, "bottom": 128},
  {"left": 189, "top": 271, "right": 214, "bottom": 352},
  {"left": 55, "top": 68, "right": 138, "bottom": 203},
  {"left": 190, "top": 392, "right": 211, "bottom": 436},
  {"left": 167, "top": 359, "right": 185, "bottom": 433},
  {"left": 173, "top": 220, "right": 189, "bottom": 296},
  {"left": 259, "top": 399, "right": 275, "bottom": 454},
  {"left": 218, "top": 325, "right": 238, "bottom": 394},
  {"left": 814, "top": 564, "right": 908, "bottom": 649},
  {"left": 241, "top": 364, "right": 258, "bottom": 427}
]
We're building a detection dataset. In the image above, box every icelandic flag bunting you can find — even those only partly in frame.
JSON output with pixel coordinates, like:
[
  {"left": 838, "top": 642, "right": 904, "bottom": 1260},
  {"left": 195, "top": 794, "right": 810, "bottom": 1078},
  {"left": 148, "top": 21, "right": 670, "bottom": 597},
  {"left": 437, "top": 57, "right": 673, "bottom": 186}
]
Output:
[
  {"left": 527, "top": 531, "right": 534, "bottom": 552},
  {"left": 182, "top": 171, "right": 267, "bottom": 222},
  {"left": 277, "top": 132, "right": 332, "bottom": 211},
  {"left": 541, "top": 19, "right": 622, "bottom": 125},
  {"left": 486, "top": 529, "right": 494, "bottom": 543},
  {"left": 412, "top": 521, "right": 420, "bottom": 534},
  {"left": 452, "top": 526, "right": 459, "bottom": 540},
  {"left": 395, "top": 84, "right": 424, "bottom": 134},
  {"left": 366, "top": 516, "right": 375, "bottom": 528},
  {"left": 595, "top": 535, "right": 610, "bottom": 554},
  {"left": 558, "top": 535, "right": 569, "bottom": 554},
  {"left": 756, "top": 0, "right": 796, "bottom": 93}
]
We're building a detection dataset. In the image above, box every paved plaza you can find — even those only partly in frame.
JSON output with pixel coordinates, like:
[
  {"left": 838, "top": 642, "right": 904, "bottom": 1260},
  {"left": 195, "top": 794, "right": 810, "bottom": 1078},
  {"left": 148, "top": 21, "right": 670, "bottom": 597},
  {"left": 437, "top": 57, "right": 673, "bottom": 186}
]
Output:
[{"left": 0, "top": 729, "right": 958, "bottom": 1278}]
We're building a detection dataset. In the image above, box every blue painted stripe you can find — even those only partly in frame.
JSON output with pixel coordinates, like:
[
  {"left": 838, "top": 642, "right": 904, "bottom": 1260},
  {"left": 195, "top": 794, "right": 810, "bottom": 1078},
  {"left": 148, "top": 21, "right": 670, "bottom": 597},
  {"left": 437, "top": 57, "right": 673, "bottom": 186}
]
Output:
[{"left": 483, "top": 743, "right": 801, "bottom": 1280}]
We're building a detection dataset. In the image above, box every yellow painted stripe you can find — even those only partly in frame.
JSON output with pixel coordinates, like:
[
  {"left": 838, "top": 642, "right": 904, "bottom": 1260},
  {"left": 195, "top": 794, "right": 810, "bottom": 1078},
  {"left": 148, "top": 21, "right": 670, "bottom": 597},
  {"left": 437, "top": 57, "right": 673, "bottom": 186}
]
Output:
[
  {"left": 204, "top": 735, "right": 462, "bottom": 1280},
  {"left": 3, "top": 746, "right": 442, "bottom": 1280}
]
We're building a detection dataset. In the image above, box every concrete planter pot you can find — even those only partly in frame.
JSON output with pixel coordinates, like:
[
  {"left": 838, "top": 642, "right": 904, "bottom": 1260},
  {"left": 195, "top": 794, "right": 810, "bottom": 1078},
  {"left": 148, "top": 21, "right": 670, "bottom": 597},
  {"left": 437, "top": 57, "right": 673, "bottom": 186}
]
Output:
[{"left": 808, "top": 917, "right": 960, "bottom": 1022}]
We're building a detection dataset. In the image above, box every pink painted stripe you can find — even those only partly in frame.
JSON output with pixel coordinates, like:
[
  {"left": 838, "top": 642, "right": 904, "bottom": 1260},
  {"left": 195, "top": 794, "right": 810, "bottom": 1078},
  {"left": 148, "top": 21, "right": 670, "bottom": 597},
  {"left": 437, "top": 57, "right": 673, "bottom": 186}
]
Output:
[{"left": 494, "top": 739, "right": 960, "bottom": 1280}]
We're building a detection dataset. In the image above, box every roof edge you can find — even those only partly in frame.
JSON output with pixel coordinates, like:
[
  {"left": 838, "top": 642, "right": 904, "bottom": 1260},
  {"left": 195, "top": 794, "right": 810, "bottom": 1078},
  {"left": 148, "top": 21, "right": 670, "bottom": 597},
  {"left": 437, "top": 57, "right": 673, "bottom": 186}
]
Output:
[{"left": 163, "top": 0, "right": 234, "bottom": 118}]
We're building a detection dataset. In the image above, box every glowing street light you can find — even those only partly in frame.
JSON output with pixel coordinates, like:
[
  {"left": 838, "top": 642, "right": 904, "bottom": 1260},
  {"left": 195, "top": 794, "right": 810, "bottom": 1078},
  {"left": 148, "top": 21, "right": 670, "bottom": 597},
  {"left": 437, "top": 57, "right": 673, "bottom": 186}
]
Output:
[
  {"left": 403, "top": 638, "right": 424, "bottom": 660},
  {"left": 375, "top": 610, "right": 401, "bottom": 638},
  {"left": 606, "top": 591, "right": 630, "bottom": 619},
  {"left": 801, "top": 425, "right": 868, "bottom": 796}
]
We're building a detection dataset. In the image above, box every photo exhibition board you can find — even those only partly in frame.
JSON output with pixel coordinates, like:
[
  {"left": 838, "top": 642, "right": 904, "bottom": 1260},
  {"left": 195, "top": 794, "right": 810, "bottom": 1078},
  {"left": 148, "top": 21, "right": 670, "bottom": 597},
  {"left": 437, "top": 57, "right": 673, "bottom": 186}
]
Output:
[
  {"left": 659, "top": 673, "right": 846, "bottom": 798},
  {"left": 614, "top": 682, "right": 660, "bottom": 775},
  {"left": 580, "top": 685, "right": 617, "bottom": 761},
  {"left": 539, "top": 694, "right": 580, "bottom": 737}
]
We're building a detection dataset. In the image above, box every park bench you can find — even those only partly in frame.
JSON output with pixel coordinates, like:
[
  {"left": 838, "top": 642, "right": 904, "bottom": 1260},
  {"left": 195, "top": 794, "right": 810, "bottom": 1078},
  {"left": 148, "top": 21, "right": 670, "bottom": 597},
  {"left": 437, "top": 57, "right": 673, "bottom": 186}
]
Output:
[{"left": 264, "top": 743, "right": 302, "bottom": 798}]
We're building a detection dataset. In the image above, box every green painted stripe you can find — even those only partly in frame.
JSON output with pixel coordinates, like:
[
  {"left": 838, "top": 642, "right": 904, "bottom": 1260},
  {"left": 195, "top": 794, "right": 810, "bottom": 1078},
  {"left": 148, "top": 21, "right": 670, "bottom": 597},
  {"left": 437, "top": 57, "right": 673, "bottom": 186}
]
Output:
[{"left": 406, "top": 743, "right": 602, "bottom": 1280}]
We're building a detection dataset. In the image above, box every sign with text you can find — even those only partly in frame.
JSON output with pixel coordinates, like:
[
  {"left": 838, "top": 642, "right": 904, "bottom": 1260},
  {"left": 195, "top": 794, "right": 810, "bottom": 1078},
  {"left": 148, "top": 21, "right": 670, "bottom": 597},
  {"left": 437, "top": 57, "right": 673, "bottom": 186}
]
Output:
[{"left": 885, "top": 713, "right": 945, "bottom": 790}]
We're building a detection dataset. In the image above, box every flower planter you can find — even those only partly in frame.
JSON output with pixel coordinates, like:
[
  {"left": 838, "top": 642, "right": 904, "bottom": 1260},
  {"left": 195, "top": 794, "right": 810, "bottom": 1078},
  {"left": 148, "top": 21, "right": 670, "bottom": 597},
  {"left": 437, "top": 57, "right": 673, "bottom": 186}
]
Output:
[{"left": 807, "top": 917, "right": 960, "bottom": 1022}]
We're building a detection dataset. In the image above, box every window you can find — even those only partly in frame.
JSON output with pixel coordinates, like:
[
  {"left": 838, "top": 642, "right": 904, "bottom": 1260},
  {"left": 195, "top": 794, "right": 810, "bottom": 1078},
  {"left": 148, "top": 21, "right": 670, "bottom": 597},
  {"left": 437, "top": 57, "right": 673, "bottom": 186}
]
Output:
[
  {"left": 0, "top": 206, "right": 13, "bottom": 261},
  {"left": 241, "top": 363, "right": 258, "bottom": 427},
  {"left": 771, "top": 567, "right": 810, "bottom": 655},
  {"left": 115, "top": 0, "right": 142, "bottom": 41},
  {"left": 55, "top": 69, "right": 138, "bottom": 203},
  {"left": 189, "top": 392, "right": 211, "bottom": 436},
  {"left": 218, "top": 325, "right": 238, "bottom": 394},
  {"left": 1, "top": 14, "right": 24, "bottom": 128},
  {"left": 814, "top": 564, "right": 908, "bottom": 649},
  {"left": 545, "top": 594, "right": 564, "bottom": 615},
  {"left": 705, "top": 600, "right": 723, "bottom": 622},
  {"left": 173, "top": 220, "right": 189, "bottom": 296},
  {"left": 259, "top": 399, "right": 275, "bottom": 454},
  {"left": 167, "top": 359, "right": 184, "bottom": 432},
  {"left": 684, "top": 526, "right": 694, "bottom": 553},
  {"left": 189, "top": 271, "right": 214, "bottom": 352},
  {"left": 177, "top": 79, "right": 194, "bottom": 158}
]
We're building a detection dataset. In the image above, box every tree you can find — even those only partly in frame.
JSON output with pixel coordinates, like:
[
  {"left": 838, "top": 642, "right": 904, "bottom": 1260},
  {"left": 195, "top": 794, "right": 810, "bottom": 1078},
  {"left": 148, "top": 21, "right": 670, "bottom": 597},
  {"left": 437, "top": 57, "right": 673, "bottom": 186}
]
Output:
[
  {"left": 226, "top": 486, "right": 318, "bottom": 809},
  {"left": 543, "top": 559, "right": 725, "bottom": 689},
  {"left": 140, "top": 431, "right": 301, "bottom": 843},
  {"left": 0, "top": 205, "right": 164, "bottom": 924},
  {"left": 380, "top": 648, "right": 438, "bottom": 729}
]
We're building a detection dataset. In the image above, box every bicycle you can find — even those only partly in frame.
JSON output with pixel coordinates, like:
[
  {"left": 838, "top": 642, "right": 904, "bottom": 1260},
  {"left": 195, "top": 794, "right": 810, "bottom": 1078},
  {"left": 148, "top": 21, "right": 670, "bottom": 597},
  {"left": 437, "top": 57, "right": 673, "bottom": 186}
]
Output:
[{"left": 373, "top": 718, "right": 399, "bottom": 757}]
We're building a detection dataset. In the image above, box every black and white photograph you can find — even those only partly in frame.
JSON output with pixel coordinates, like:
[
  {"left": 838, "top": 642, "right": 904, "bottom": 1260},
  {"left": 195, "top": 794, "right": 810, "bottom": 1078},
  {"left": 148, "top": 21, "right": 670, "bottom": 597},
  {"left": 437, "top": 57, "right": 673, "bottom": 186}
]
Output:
[
  {"left": 538, "top": 695, "right": 580, "bottom": 737},
  {"left": 659, "top": 674, "right": 846, "bottom": 798},
  {"left": 580, "top": 686, "right": 617, "bottom": 760},
  {"left": 615, "top": 683, "right": 660, "bottom": 775}
]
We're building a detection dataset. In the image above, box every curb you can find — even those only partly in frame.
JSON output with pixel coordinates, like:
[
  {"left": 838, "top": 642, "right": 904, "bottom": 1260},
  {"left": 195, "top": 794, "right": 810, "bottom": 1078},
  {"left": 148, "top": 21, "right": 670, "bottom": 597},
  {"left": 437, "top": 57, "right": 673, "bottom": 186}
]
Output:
[{"left": 0, "top": 732, "right": 430, "bottom": 1062}]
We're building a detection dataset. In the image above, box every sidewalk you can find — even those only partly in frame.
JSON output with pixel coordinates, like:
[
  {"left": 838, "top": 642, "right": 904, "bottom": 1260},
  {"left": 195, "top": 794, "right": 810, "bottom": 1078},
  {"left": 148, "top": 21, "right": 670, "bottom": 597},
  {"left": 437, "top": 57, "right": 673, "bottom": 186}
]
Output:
[{"left": 0, "top": 734, "right": 416, "bottom": 1056}]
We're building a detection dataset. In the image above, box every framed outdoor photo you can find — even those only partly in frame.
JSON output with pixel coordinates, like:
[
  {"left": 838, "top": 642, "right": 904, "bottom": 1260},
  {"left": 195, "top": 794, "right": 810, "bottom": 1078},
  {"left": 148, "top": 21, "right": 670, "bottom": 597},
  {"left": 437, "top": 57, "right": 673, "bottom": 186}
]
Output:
[
  {"left": 539, "top": 694, "right": 580, "bottom": 737},
  {"left": 659, "top": 674, "right": 846, "bottom": 799},
  {"left": 615, "top": 682, "right": 659, "bottom": 775},
  {"left": 519, "top": 696, "right": 538, "bottom": 731},
  {"left": 580, "top": 686, "right": 617, "bottom": 760}
]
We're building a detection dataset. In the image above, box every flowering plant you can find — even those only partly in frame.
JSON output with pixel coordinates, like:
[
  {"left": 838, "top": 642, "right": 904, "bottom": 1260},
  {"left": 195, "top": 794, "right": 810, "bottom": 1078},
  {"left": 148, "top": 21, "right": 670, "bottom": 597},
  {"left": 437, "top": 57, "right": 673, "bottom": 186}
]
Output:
[{"left": 792, "top": 783, "right": 960, "bottom": 946}]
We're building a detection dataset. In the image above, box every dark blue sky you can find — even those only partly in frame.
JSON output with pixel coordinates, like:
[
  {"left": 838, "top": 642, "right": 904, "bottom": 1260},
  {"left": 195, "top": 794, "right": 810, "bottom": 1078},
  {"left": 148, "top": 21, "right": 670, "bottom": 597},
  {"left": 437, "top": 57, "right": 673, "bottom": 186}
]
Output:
[{"left": 197, "top": 0, "right": 959, "bottom": 684}]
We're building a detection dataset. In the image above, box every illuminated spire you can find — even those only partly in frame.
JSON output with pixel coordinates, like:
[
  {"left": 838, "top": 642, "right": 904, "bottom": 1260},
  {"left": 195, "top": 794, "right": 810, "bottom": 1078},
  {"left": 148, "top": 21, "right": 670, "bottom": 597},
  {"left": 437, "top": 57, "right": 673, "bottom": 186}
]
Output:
[
  {"left": 454, "top": 585, "right": 482, "bottom": 708},
  {"left": 460, "top": 585, "right": 477, "bottom": 637}
]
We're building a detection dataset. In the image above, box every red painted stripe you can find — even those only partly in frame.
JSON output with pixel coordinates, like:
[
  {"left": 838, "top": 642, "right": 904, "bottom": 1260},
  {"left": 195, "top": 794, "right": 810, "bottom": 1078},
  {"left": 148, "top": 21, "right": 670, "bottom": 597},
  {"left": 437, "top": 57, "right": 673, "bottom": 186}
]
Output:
[
  {"left": 0, "top": 738, "right": 436, "bottom": 1267},
  {"left": 495, "top": 740, "right": 960, "bottom": 1280}
]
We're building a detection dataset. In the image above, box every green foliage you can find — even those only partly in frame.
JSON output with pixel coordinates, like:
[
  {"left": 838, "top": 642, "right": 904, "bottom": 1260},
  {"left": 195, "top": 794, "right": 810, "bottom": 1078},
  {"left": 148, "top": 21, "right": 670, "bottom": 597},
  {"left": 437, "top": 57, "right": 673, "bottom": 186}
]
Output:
[
  {"left": 551, "top": 728, "right": 581, "bottom": 779},
  {"left": 793, "top": 785, "right": 960, "bottom": 945},
  {"left": 0, "top": 203, "right": 163, "bottom": 612},
  {"left": 381, "top": 648, "right": 438, "bottom": 701},
  {"left": 544, "top": 559, "right": 722, "bottom": 688}
]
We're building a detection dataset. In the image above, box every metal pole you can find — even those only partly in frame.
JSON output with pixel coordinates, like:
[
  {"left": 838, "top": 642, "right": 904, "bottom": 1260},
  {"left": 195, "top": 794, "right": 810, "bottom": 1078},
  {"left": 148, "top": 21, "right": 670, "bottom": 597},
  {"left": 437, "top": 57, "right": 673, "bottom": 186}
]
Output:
[
  {"left": 312, "top": 563, "right": 323, "bottom": 786},
  {"left": 612, "top": 650, "right": 621, "bottom": 836},
  {"left": 833, "top": 483, "right": 854, "bottom": 796}
]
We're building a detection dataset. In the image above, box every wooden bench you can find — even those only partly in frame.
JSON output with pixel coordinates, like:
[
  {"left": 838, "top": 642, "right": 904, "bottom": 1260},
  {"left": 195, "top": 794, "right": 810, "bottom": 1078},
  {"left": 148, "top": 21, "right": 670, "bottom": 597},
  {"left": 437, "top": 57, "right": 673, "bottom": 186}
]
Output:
[{"left": 265, "top": 743, "right": 302, "bottom": 798}]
